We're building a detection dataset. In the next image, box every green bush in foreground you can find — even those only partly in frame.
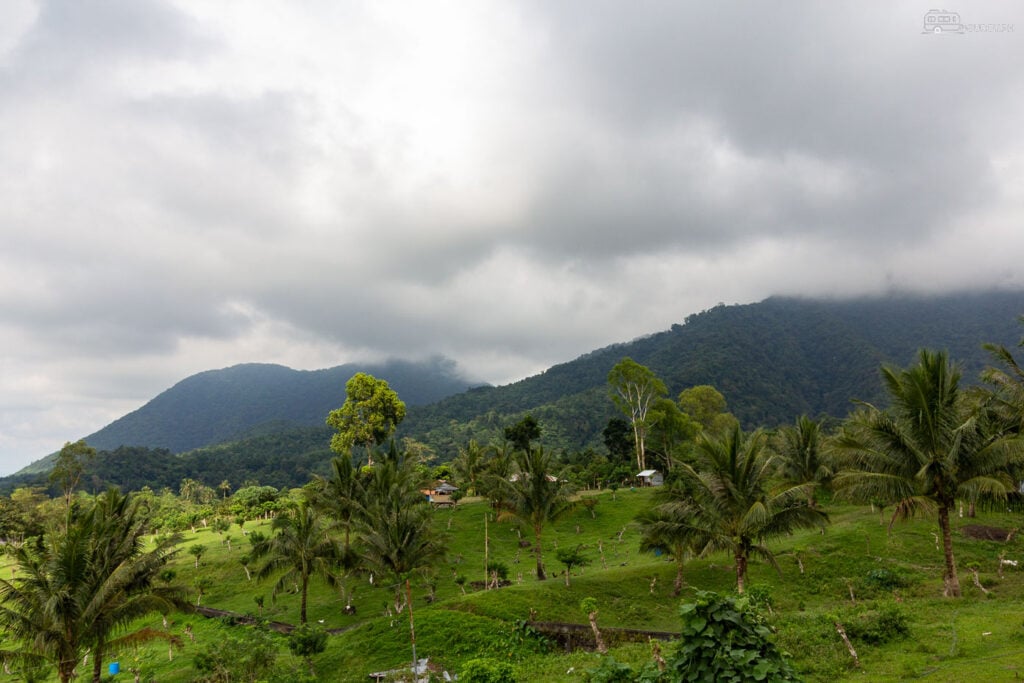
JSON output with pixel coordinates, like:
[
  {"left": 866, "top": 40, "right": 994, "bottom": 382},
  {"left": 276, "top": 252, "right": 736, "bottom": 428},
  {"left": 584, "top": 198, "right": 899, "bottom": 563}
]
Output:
[
  {"left": 587, "top": 590, "right": 800, "bottom": 682},
  {"left": 460, "top": 657, "right": 516, "bottom": 683}
]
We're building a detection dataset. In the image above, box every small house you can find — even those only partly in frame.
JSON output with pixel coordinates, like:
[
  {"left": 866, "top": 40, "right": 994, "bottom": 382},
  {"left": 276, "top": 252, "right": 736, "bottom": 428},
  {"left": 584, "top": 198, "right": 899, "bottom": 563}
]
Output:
[
  {"left": 422, "top": 481, "right": 459, "bottom": 508},
  {"left": 637, "top": 469, "right": 664, "bottom": 487}
]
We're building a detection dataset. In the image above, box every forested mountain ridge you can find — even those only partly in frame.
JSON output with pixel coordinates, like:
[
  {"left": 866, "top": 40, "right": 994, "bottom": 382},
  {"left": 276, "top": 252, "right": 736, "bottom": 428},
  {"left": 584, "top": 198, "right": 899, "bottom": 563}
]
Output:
[
  {"left": 13, "top": 358, "right": 477, "bottom": 476},
  {"left": 83, "top": 358, "right": 477, "bottom": 454},
  {"left": 6, "top": 290, "right": 1022, "bottom": 493},
  {"left": 401, "top": 290, "right": 1024, "bottom": 454}
]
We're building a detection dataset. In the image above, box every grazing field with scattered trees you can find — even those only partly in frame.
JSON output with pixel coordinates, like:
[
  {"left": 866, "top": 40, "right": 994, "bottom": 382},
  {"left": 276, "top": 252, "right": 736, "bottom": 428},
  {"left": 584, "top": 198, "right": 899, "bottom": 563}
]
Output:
[{"left": 2, "top": 315, "right": 1024, "bottom": 681}]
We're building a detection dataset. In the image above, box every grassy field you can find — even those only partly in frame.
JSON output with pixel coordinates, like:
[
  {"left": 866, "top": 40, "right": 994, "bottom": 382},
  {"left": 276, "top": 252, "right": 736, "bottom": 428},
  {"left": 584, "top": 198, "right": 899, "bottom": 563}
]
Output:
[{"left": 5, "top": 488, "right": 1024, "bottom": 681}]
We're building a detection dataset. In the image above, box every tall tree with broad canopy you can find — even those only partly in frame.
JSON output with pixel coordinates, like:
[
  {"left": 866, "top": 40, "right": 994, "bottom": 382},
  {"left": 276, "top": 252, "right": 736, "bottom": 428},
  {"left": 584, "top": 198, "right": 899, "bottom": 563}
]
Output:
[
  {"left": 503, "top": 415, "right": 541, "bottom": 453},
  {"left": 0, "top": 489, "right": 188, "bottom": 683},
  {"left": 677, "top": 425, "right": 828, "bottom": 593},
  {"left": 608, "top": 358, "right": 667, "bottom": 472},
  {"left": 49, "top": 440, "right": 96, "bottom": 518},
  {"left": 647, "top": 398, "right": 699, "bottom": 471},
  {"left": 326, "top": 373, "right": 406, "bottom": 466},
  {"left": 602, "top": 418, "right": 634, "bottom": 465},
  {"left": 678, "top": 385, "right": 738, "bottom": 437},
  {"left": 498, "top": 447, "right": 573, "bottom": 580},
  {"left": 833, "top": 349, "right": 1024, "bottom": 597}
]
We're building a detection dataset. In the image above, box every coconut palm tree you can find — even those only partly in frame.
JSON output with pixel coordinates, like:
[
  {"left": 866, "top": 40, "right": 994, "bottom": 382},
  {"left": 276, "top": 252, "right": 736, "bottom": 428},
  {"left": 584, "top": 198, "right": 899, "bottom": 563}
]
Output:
[
  {"left": 772, "top": 415, "right": 833, "bottom": 507},
  {"left": 0, "top": 490, "right": 188, "bottom": 683},
  {"left": 355, "top": 447, "right": 445, "bottom": 674},
  {"left": 452, "top": 440, "right": 489, "bottom": 496},
  {"left": 678, "top": 426, "right": 828, "bottom": 593},
  {"left": 833, "top": 349, "right": 1023, "bottom": 597},
  {"left": 355, "top": 448, "right": 443, "bottom": 598},
  {"left": 477, "top": 441, "right": 515, "bottom": 510},
  {"left": 252, "top": 500, "right": 340, "bottom": 624},
  {"left": 498, "top": 447, "right": 573, "bottom": 580},
  {"left": 315, "top": 455, "right": 364, "bottom": 559},
  {"left": 636, "top": 479, "right": 707, "bottom": 596},
  {"left": 983, "top": 321, "right": 1024, "bottom": 433},
  {"left": 82, "top": 490, "right": 189, "bottom": 682}
]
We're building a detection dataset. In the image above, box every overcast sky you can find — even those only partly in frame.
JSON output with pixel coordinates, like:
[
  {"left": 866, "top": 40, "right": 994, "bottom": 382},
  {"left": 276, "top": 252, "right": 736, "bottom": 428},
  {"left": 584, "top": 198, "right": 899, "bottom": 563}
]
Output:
[{"left": 1, "top": 2, "right": 1023, "bottom": 474}]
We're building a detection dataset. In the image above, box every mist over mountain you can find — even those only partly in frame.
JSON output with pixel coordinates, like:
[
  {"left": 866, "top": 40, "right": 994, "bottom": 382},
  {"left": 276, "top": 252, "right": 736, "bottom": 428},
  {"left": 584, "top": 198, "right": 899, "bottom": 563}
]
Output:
[
  {"left": 6, "top": 290, "right": 1021, "bottom": 490},
  {"left": 401, "top": 290, "right": 1024, "bottom": 454}
]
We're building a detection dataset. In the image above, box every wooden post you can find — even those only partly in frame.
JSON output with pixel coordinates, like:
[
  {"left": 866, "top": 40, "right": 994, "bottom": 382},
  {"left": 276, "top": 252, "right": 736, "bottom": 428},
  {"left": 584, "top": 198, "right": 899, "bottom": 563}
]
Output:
[
  {"left": 834, "top": 622, "right": 860, "bottom": 667},
  {"left": 407, "top": 579, "right": 417, "bottom": 676},
  {"left": 970, "top": 568, "right": 989, "bottom": 595}
]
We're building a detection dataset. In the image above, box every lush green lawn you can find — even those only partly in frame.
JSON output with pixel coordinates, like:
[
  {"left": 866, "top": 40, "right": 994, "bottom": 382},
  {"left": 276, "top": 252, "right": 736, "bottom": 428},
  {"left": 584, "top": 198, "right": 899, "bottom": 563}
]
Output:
[{"left": 5, "top": 489, "right": 1024, "bottom": 681}]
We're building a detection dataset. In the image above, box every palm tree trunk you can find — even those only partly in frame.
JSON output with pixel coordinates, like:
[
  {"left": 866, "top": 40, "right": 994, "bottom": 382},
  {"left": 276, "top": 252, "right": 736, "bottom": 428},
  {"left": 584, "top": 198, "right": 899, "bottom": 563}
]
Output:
[
  {"left": 300, "top": 575, "right": 309, "bottom": 624},
  {"left": 407, "top": 579, "right": 417, "bottom": 676},
  {"left": 59, "top": 656, "right": 75, "bottom": 683},
  {"left": 735, "top": 551, "right": 747, "bottom": 594},
  {"left": 91, "top": 642, "right": 103, "bottom": 683},
  {"left": 674, "top": 560, "right": 684, "bottom": 596},
  {"left": 938, "top": 505, "right": 961, "bottom": 597},
  {"left": 534, "top": 525, "right": 546, "bottom": 580}
]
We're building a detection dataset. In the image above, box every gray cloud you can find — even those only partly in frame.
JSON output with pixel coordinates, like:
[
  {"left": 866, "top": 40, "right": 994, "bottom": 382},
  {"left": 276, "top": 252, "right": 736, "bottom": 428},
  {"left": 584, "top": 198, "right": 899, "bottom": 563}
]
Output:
[{"left": 1, "top": 0, "right": 1022, "bottom": 473}]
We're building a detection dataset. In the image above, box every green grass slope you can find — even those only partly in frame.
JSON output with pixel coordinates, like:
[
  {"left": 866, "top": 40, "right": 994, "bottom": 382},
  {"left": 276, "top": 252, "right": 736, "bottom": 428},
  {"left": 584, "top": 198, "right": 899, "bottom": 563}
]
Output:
[{"left": 6, "top": 488, "right": 1024, "bottom": 682}]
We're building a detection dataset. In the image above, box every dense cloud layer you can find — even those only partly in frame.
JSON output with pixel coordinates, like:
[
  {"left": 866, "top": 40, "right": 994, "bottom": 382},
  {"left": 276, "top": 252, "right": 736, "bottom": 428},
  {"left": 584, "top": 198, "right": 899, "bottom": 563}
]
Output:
[{"left": 1, "top": 1, "right": 1023, "bottom": 473}]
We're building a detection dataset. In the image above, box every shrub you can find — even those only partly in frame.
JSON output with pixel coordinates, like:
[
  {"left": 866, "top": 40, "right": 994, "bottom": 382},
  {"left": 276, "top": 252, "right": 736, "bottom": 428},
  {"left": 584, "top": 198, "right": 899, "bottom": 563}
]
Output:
[
  {"left": 486, "top": 561, "right": 509, "bottom": 581},
  {"left": 460, "top": 657, "right": 515, "bottom": 683},
  {"left": 839, "top": 603, "right": 910, "bottom": 645},
  {"left": 746, "top": 583, "right": 775, "bottom": 612},
  {"left": 668, "top": 590, "right": 800, "bottom": 681},
  {"left": 585, "top": 656, "right": 637, "bottom": 682},
  {"left": 193, "top": 628, "right": 279, "bottom": 682},
  {"left": 288, "top": 624, "right": 327, "bottom": 659},
  {"left": 864, "top": 568, "right": 908, "bottom": 591}
]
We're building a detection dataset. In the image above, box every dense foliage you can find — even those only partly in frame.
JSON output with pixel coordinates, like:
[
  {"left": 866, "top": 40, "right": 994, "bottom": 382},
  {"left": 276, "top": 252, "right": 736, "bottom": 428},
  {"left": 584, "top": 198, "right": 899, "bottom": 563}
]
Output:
[
  {"left": 585, "top": 591, "right": 799, "bottom": 682},
  {"left": 0, "top": 490, "right": 188, "bottom": 682}
]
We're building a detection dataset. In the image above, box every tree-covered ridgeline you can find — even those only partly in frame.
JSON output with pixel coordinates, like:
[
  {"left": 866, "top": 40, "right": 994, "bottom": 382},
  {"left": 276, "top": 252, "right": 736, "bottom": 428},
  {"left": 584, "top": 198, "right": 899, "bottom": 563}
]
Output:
[
  {"left": 7, "top": 291, "right": 1021, "bottom": 493},
  {"left": 403, "top": 292, "right": 1024, "bottom": 459}
]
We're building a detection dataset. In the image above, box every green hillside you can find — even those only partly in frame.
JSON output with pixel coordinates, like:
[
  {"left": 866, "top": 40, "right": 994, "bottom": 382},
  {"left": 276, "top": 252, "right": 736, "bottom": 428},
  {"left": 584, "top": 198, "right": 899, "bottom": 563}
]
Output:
[{"left": 10, "top": 490, "right": 1022, "bottom": 682}]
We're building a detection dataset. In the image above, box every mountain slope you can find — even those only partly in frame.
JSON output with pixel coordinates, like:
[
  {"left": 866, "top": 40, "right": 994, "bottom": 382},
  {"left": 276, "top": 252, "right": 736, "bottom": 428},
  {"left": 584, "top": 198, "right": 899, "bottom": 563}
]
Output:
[
  {"left": 13, "top": 358, "right": 477, "bottom": 476},
  {"left": 402, "top": 290, "right": 1024, "bottom": 453},
  {"left": 10, "top": 290, "right": 1022, "bottom": 488}
]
